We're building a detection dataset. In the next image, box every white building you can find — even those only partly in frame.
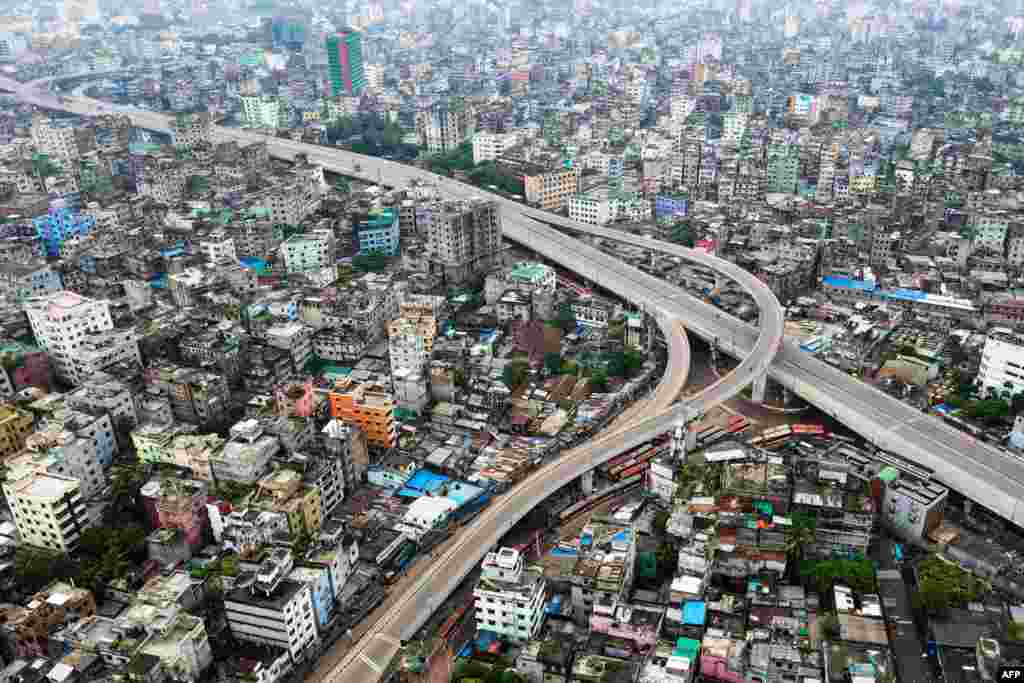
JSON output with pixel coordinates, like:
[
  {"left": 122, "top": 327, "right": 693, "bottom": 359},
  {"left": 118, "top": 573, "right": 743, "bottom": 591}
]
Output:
[
  {"left": 223, "top": 577, "right": 318, "bottom": 663},
  {"left": 200, "top": 232, "right": 238, "bottom": 265},
  {"left": 396, "top": 496, "right": 456, "bottom": 541},
  {"left": 978, "top": 328, "right": 1024, "bottom": 397},
  {"left": 24, "top": 291, "right": 139, "bottom": 386},
  {"left": 30, "top": 115, "right": 79, "bottom": 164},
  {"left": 568, "top": 193, "right": 613, "bottom": 226},
  {"left": 280, "top": 232, "right": 333, "bottom": 275},
  {"left": 242, "top": 95, "right": 284, "bottom": 129},
  {"left": 3, "top": 470, "right": 92, "bottom": 552},
  {"left": 472, "top": 132, "right": 520, "bottom": 164},
  {"left": 472, "top": 547, "right": 546, "bottom": 643}
]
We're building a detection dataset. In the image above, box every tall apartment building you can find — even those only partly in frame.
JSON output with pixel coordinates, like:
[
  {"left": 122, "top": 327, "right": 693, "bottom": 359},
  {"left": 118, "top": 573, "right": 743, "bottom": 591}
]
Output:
[
  {"left": 32, "top": 208, "right": 96, "bottom": 258},
  {"left": 326, "top": 30, "right": 365, "bottom": 97},
  {"left": 0, "top": 404, "right": 34, "bottom": 458},
  {"left": 241, "top": 95, "right": 284, "bottom": 129},
  {"left": 30, "top": 115, "right": 79, "bottom": 165},
  {"left": 472, "top": 547, "right": 546, "bottom": 643},
  {"left": 24, "top": 291, "right": 139, "bottom": 386},
  {"left": 522, "top": 167, "right": 580, "bottom": 212},
  {"left": 979, "top": 328, "right": 1024, "bottom": 397},
  {"left": 353, "top": 207, "right": 400, "bottom": 256},
  {"left": 472, "top": 132, "right": 520, "bottom": 164},
  {"left": 280, "top": 231, "right": 335, "bottom": 275},
  {"left": 322, "top": 418, "right": 369, "bottom": 493},
  {"left": 767, "top": 144, "right": 800, "bottom": 194},
  {"left": 328, "top": 384, "right": 396, "bottom": 449},
  {"left": 3, "top": 470, "right": 92, "bottom": 552},
  {"left": 171, "top": 111, "right": 213, "bottom": 148},
  {"left": 223, "top": 554, "right": 318, "bottom": 663},
  {"left": 425, "top": 199, "right": 502, "bottom": 284},
  {"left": 387, "top": 310, "right": 436, "bottom": 376},
  {"left": 415, "top": 106, "right": 476, "bottom": 155}
]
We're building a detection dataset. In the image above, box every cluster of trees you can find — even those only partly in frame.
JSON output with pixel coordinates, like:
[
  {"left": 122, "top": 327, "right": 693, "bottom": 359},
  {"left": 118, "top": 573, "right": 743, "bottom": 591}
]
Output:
[
  {"left": 798, "top": 557, "right": 876, "bottom": 595},
  {"left": 675, "top": 461, "right": 723, "bottom": 499},
  {"left": 503, "top": 359, "right": 531, "bottom": 389},
  {"left": 13, "top": 525, "right": 148, "bottom": 601},
  {"left": 454, "top": 661, "right": 524, "bottom": 683},
  {"left": 352, "top": 250, "right": 392, "bottom": 273},
  {"left": 915, "top": 554, "right": 988, "bottom": 613},
  {"left": 323, "top": 113, "right": 417, "bottom": 160},
  {"left": 427, "top": 142, "right": 475, "bottom": 175},
  {"left": 666, "top": 220, "right": 695, "bottom": 248},
  {"left": 466, "top": 161, "right": 524, "bottom": 196},
  {"left": 426, "top": 143, "right": 525, "bottom": 195}
]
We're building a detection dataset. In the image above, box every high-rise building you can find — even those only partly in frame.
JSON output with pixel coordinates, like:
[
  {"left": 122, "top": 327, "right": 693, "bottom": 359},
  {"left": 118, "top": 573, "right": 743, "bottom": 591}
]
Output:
[
  {"left": 24, "top": 291, "right": 140, "bottom": 386},
  {"left": 424, "top": 199, "right": 502, "bottom": 284},
  {"left": 4, "top": 470, "right": 92, "bottom": 552},
  {"left": 326, "top": 30, "right": 365, "bottom": 96}
]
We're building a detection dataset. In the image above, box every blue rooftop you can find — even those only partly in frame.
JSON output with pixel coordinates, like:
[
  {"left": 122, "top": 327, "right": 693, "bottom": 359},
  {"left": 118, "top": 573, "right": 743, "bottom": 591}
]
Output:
[
  {"left": 683, "top": 601, "right": 707, "bottom": 626},
  {"left": 880, "top": 288, "right": 928, "bottom": 302},
  {"left": 822, "top": 275, "right": 877, "bottom": 293},
  {"left": 397, "top": 469, "right": 485, "bottom": 507}
]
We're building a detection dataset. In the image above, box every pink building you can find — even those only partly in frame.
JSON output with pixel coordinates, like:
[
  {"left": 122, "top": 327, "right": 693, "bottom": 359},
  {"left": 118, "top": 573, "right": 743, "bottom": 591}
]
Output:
[
  {"left": 0, "top": 343, "right": 51, "bottom": 393},
  {"left": 140, "top": 477, "right": 210, "bottom": 550},
  {"left": 275, "top": 379, "right": 314, "bottom": 418},
  {"left": 589, "top": 601, "right": 662, "bottom": 652},
  {"left": 700, "top": 637, "right": 749, "bottom": 683}
]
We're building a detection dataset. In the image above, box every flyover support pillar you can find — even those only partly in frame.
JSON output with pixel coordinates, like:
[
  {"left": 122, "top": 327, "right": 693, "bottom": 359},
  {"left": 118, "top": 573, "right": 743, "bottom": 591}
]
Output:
[
  {"left": 581, "top": 470, "right": 594, "bottom": 496},
  {"left": 684, "top": 424, "right": 697, "bottom": 454},
  {"left": 752, "top": 373, "right": 768, "bottom": 403}
]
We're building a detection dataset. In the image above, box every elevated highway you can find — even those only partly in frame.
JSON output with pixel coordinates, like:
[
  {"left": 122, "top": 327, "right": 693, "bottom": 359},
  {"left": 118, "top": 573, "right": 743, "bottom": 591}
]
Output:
[
  {"left": 14, "top": 79, "right": 1024, "bottom": 668},
  {"left": 13, "top": 79, "right": 1024, "bottom": 524},
  {"left": 0, "top": 82, "right": 795, "bottom": 680}
]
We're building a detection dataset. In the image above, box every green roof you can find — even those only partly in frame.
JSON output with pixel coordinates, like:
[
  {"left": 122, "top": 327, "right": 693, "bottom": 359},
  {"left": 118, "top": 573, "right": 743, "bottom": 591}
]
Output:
[
  {"left": 510, "top": 262, "right": 550, "bottom": 282},
  {"left": 878, "top": 466, "right": 899, "bottom": 482},
  {"left": 674, "top": 638, "right": 700, "bottom": 660}
]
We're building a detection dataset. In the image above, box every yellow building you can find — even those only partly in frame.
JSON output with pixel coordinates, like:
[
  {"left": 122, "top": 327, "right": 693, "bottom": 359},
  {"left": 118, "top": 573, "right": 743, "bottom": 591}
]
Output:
[
  {"left": 328, "top": 383, "right": 396, "bottom": 449},
  {"left": 0, "top": 404, "right": 34, "bottom": 458},
  {"left": 250, "top": 469, "right": 322, "bottom": 537},
  {"left": 524, "top": 167, "right": 580, "bottom": 212}
]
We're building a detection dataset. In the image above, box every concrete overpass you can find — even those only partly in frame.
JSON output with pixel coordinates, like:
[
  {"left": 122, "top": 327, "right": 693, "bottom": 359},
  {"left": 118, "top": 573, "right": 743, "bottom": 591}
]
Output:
[
  {"left": 1, "top": 81, "right": 795, "bottom": 678},
  {"left": 13, "top": 77, "right": 1024, "bottom": 524},
  {"left": 16, "top": 80, "right": 1024, "bottom": 667}
]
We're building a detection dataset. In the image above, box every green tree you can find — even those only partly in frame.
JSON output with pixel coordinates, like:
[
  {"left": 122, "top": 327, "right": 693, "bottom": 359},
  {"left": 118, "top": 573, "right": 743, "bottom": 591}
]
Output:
[
  {"left": 13, "top": 548, "right": 61, "bottom": 594},
  {"left": 785, "top": 513, "right": 817, "bottom": 582},
  {"left": 334, "top": 177, "right": 350, "bottom": 194},
  {"left": 353, "top": 250, "right": 390, "bottom": 272},
  {"left": 554, "top": 302, "right": 576, "bottom": 333},
  {"left": 544, "top": 352, "right": 563, "bottom": 375},
  {"left": 607, "top": 352, "right": 627, "bottom": 377},
  {"left": 623, "top": 349, "right": 644, "bottom": 376},
  {"left": 503, "top": 360, "right": 530, "bottom": 389},
  {"left": 589, "top": 368, "right": 609, "bottom": 392},
  {"left": 670, "top": 220, "right": 695, "bottom": 247}
]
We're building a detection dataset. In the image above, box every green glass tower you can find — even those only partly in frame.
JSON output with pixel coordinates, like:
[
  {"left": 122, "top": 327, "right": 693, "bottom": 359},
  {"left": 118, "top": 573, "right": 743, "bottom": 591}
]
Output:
[{"left": 326, "top": 30, "right": 365, "bottom": 97}]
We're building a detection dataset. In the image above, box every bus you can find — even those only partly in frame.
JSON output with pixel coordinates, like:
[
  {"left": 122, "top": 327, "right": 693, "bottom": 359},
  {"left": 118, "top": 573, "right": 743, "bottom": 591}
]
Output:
[
  {"left": 558, "top": 474, "right": 644, "bottom": 523},
  {"left": 792, "top": 423, "right": 825, "bottom": 436},
  {"left": 698, "top": 427, "right": 726, "bottom": 447},
  {"left": 750, "top": 425, "right": 792, "bottom": 449},
  {"left": 726, "top": 416, "right": 750, "bottom": 434},
  {"left": 607, "top": 445, "right": 664, "bottom": 480}
]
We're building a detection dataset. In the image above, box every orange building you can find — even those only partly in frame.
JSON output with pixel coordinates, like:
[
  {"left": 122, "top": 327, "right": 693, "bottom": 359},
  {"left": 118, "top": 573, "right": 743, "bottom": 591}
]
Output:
[{"left": 328, "top": 383, "right": 396, "bottom": 449}]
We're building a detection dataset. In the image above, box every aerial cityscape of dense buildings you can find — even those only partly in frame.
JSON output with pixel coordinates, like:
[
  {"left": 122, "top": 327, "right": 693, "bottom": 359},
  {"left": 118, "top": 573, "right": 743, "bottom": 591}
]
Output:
[{"left": 4, "top": 0, "right": 1024, "bottom": 681}]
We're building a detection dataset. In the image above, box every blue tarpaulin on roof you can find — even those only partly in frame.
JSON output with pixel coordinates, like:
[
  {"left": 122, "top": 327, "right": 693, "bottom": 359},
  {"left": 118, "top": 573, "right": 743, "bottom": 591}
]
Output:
[{"left": 822, "top": 275, "right": 877, "bottom": 292}]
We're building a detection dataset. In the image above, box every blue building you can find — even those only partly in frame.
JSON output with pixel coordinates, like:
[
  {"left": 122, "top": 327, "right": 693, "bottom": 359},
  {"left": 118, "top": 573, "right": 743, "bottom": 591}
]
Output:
[
  {"left": 32, "top": 208, "right": 96, "bottom": 257},
  {"left": 654, "top": 194, "right": 689, "bottom": 220},
  {"left": 354, "top": 207, "right": 400, "bottom": 256},
  {"left": 289, "top": 564, "right": 335, "bottom": 632}
]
